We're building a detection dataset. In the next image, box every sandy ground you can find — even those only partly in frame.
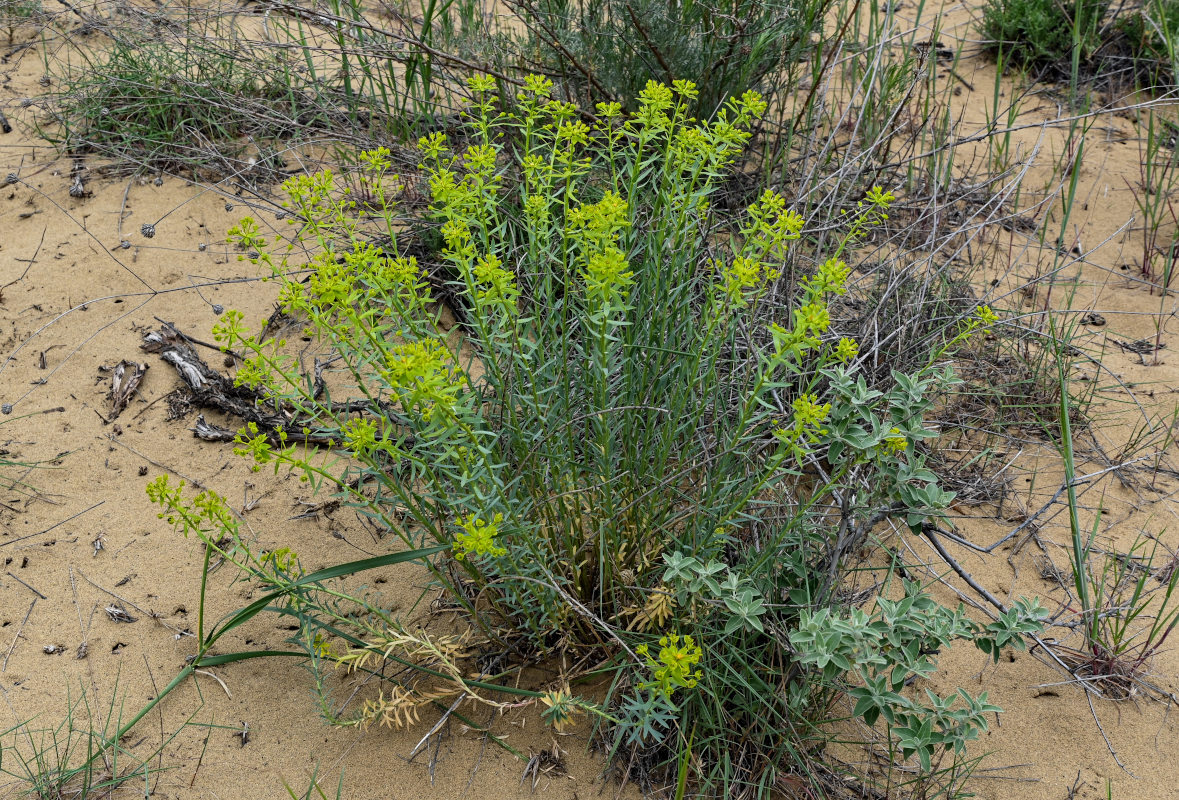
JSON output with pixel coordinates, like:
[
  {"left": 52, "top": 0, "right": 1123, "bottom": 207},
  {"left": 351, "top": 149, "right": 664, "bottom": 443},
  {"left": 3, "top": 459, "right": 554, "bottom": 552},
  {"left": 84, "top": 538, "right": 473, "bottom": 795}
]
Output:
[{"left": 3, "top": 1, "right": 1179, "bottom": 798}]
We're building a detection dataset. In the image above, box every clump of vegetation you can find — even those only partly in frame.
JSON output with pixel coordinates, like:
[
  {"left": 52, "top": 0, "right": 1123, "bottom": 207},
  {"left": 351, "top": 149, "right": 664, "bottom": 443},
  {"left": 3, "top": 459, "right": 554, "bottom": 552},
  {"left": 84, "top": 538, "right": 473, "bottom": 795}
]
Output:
[
  {"left": 504, "top": 0, "right": 829, "bottom": 116},
  {"left": 1113, "top": 0, "right": 1179, "bottom": 86},
  {"left": 980, "top": 0, "right": 1179, "bottom": 89},
  {"left": 980, "top": 0, "right": 1109, "bottom": 70},
  {"left": 146, "top": 77, "right": 1047, "bottom": 797},
  {"left": 2, "top": 0, "right": 42, "bottom": 43},
  {"left": 0, "top": 412, "right": 52, "bottom": 501},
  {"left": 35, "top": 0, "right": 834, "bottom": 172},
  {"left": 43, "top": 21, "right": 322, "bottom": 172},
  {"left": 0, "top": 682, "right": 165, "bottom": 798}
]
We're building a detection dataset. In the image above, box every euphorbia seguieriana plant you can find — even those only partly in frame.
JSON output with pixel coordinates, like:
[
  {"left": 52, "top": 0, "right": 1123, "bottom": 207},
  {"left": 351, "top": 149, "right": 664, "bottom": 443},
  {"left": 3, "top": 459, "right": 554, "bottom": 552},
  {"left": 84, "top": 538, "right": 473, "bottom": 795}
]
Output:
[{"left": 149, "top": 75, "right": 1044, "bottom": 794}]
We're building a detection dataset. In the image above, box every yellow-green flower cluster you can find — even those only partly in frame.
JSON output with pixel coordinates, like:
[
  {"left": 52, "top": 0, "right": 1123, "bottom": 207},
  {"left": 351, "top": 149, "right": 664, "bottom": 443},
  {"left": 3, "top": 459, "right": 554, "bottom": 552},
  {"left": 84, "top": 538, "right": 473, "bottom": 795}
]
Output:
[
  {"left": 523, "top": 193, "right": 551, "bottom": 227},
  {"left": 472, "top": 252, "right": 519, "bottom": 310},
  {"left": 697, "top": 89, "right": 767, "bottom": 169},
  {"left": 711, "top": 189, "right": 805, "bottom": 311},
  {"left": 233, "top": 354, "right": 278, "bottom": 391},
  {"left": 584, "top": 248, "right": 635, "bottom": 305},
  {"left": 804, "top": 257, "right": 851, "bottom": 297},
  {"left": 671, "top": 78, "right": 699, "bottom": 101},
  {"left": 844, "top": 185, "right": 895, "bottom": 241},
  {"left": 570, "top": 191, "right": 633, "bottom": 307},
  {"left": 976, "top": 304, "right": 999, "bottom": 332},
  {"left": 835, "top": 336, "right": 859, "bottom": 363},
  {"left": 226, "top": 216, "right": 268, "bottom": 257},
  {"left": 772, "top": 394, "right": 832, "bottom": 464},
  {"left": 791, "top": 394, "right": 832, "bottom": 441},
  {"left": 607, "top": 79, "right": 767, "bottom": 172},
  {"left": 358, "top": 146, "right": 392, "bottom": 172},
  {"left": 556, "top": 119, "right": 591, "bottom": 149},
  {"left": 418, "top": 131, "right": 448, "bottom": 161},
  {"left": 794, "top": 302, "right": 830, "bottom": 338},
  {"left": 453, "top": 513, "right": 508, "bottom": 561},
  {"left": 212, "top": 309, "right": 248, "bottom": 348},
  {"left": 342, "top": 417, "right": 380, "bottom": 457},
  {"left": 146, "top": 475, "right": 239, "bottom": 545},
  {"left": 380, "top": 338, "right": 464, "bottom": 423},
  {"left": 865, "top": 186, "right": 895, "bottom": 209},
  {"left": 378, "top": 255, "right": 432, "bottom": 308},
  {"left": 421, "top": 136, "right": 500, "bottom": 241},
  {"left": 467, "top": 74, "right": 497, "bottom": 94},
  {"left": 712, "top": 258, "right": 768, "bottom": 308},
  {"left": 262, "top": 547, "right": 300, "bottom": 575},
  {"left": 742, "top": 189, "right": 805, "bottom": 262},
  {"left": 419, "top": 122, "right": 531, "bottom": 322},
  {"left": 308, "top": 249, "right": 360, "bottom": 311},
  {"left": 637, "top": 633, "right": 704, "bottom": 699},
  {"left": 633, "top": 80, "right": 676, "bottom": 131},
  {"left": 568, "top": 190, "right": 629, "bottom": 243},
  {"left": 212, "top": 287, "right": 291, "bottom": 395},
  {"left": 880, "top": 427, "right": 908, "bottom": 455},
  {"left": 517, "top": 73, "right": 554, "bottom": 102},
  {"left": 716, "top": 256, "right": 776, "bottom": 308},
  {"left": 341, "top": 417, "right": 402, "bottom": 461},
  {"left": 951, "top": 304, "right": 1002, "bottom": 348},
  {"left": 418, "top": 74, "right": 770, "bottom": 323},
  {"left": 281, "top": 170, "right": 339, "bottom": 224},
  {"left": 463, "top": 143, "right": 497, "bottom": 174},
  {"left": 595, "top": 100, "right": 622, "bottom": 119},
  {"left": 769, "top": 256, "right": 852, "bottom": 364},
  {"left": 234, "top": 421, "right": 274, "bottom": 472}
]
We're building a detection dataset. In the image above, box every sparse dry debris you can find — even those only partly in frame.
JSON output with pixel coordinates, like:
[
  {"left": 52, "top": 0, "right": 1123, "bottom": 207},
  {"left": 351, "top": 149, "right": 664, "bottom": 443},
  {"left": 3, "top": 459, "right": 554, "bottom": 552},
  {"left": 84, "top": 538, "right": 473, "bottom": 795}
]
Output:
[
  {"left": 68, "top": 158, "right": 91, "bottom": 198},
  {"left": 104, "top": 604, "right": 137, "bottom": 623},
  {"left": 1113, "top": 337, "right": 1165, "bottom": 355},
  {"left": 105, "top": 360, "right": 148, "bottom": 421},
  {"left": 1035, "top": 554, "right": 1068, "bottom": 587},
  {"left": 521, "top": 740, "right": 566, "bottom": 792},
  {"left": 142, "top": 323, "right": 362, "bottom": 447},
  {"left": 290, "top": 498, "right": 340, "bottom": 521}
]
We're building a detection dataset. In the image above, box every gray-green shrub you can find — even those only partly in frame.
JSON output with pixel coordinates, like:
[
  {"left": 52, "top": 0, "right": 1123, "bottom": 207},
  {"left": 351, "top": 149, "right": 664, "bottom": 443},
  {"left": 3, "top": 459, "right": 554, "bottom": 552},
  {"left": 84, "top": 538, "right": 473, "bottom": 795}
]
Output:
[{"left": 149, "top": 77, "right": 1046, "bottom": 797}]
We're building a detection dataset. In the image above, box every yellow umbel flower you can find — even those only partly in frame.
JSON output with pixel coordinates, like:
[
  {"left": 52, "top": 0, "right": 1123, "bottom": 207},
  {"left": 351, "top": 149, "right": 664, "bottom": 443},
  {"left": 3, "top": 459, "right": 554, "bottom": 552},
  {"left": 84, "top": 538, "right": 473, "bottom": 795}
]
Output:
[
  {"left": 835, "top": 337, "right": 859, "bottom": 363},
  {"left": 453, "top": 513, "right": 508, "bottom": 561},
  {"left": 881, "top": 427, "right": 908, "bottom": 454},
  {"left": 794, "top": 302, "right": 831, "bottom": 337},
  {"left": 792, "top": 394, "right": 831, "bottom": 440},
  {"left": 865, "top": 185, "right": 895, "bottom": 208},
  {"left": 637, "top": 633, "right": 703, "bottom": 698},
  {"left": 976, "top": 304, "right": 999, "bottom": 331}
]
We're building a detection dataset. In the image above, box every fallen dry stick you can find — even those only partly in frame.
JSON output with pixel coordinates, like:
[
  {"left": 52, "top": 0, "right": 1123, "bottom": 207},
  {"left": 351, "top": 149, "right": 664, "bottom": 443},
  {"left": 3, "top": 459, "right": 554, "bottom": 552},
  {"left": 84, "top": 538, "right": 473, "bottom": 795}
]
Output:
[{"left": 141, "top": 322, "right": 408, "bottom": 448}]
